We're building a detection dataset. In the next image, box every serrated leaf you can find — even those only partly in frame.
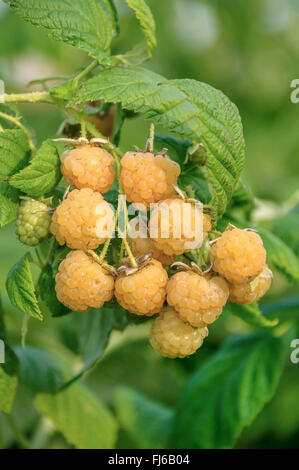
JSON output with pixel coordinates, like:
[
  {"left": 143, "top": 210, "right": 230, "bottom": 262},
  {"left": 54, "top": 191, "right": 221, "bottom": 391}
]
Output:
[
  {"left": 0, "top": 129, "right": 30, "bottom": 180},
  {"left": 0, "top": 183, "right": 19, "bottom": 227},
  {"left": 14, "top": 346, "right": 66, "bottom": 394},
  {"left": 126, "top": 0, "right": 156, "bottom": 56},
  {"left": 60, "top": 301, "right": 128, "bottom": 390},
  {"left": 9, "top": 140, "right": 61, "bottom": 197},
  {"left": 76, "top": 67, "right": 245, "bottom": 218},
  {"left": 34, "top": 382, "right": 118, "bottom": 449},
  {"left": 114, "top": 386, "right": 173, "bottom": 448},
  {"left": 172, "top": 333, "right": 285, "bottom": 449},
  {"left": 38, "top": 265, "right": 71, "bottom": 318},
  {"left": 225, "top": 302, "right": 278, "bottom": 328},
  {"left": 6, "top": 252, "right": 43, "bottom": 321},
  {"left": 8, "top": 0, "right": 116, "bottom": 64},
  {"left": 258, "top": 228, "right": 299, "bottom": 285}
]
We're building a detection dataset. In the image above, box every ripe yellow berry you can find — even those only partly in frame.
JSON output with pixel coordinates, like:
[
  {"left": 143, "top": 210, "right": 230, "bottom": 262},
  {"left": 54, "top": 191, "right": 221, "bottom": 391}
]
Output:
[
  {"left": 228, "top": 264, "right": 273, "bottom": 304},
  {"left": 55, "top": 250, "right": 114, "bottom": 311},
  {"left": 115, "top": 259, "right": 168, "bottom": 316},
  {"left": 131, "top": 235, "right": 175, "bottom": 266},
  {"left": 120, "top": 152, "right": 180, "bottom": 209},
  {"left": 61, "top": 144, "right": 115, "bottom": 193},
  {"left": 211, "top": 228, "right": 266, "bottom": 284},
  {"left": 149, "top": 198, "right": 210, "bottom": 256},
  {"left": 167, "top": 271, "right": 229, "bottom": 327},
  {"left": 51, "top": 188, "right": 114, "bottom": 250},
  {"left": 150, "top": 307, "right": 208, "bottom": 358}
]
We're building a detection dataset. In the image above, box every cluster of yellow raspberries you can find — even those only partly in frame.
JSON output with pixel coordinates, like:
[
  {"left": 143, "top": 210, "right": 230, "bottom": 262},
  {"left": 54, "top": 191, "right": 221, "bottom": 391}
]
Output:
[{"left": 17, "top": 142, "right": 272, "bottom": 359}]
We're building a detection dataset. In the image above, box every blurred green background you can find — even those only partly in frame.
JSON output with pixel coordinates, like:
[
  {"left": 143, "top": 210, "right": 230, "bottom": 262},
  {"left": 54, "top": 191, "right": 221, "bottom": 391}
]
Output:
[{"left": 0, "top": 0, "right": 298, "bottom": 449}]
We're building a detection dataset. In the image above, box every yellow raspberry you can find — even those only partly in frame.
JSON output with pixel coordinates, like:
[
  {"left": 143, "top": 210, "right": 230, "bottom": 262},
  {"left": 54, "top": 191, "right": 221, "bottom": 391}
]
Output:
[
  {"left": 51, "top": 188, "right": 114, "bottom": 250},
  {"left": 167, "top": 271, "right": 229, "bottom": 327},
  {"left": 115, "top": 259, "right": 168, "bottom": 316},
  {"left": 149, "top": 198, "right": 210, "bottom": 256},
  {"left": 55, "top": 250, "right": 114, "bottom": 311},
  {"left": 61, "top": 144, "right": 115, "bottom": 193},
  {"left": 228, "top": 264, "right": 273, "bottom": 304},
  {"left": 211, "top": 228, "right": 266, "bottom": 284},
  {"left": 131, "top": 235, "right": 175, "bottom": 266},
  {"left": 120, "top": 152, "right": 180, "bottom": 209},
  {"left": 150, "top": 307, "right": 208, "bottom": 358}
]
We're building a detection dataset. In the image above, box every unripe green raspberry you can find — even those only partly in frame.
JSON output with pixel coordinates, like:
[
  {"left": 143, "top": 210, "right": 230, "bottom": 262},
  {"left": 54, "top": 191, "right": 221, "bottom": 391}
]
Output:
[{"left": 16, "top": 198, "right": 51, "bottom": 246}]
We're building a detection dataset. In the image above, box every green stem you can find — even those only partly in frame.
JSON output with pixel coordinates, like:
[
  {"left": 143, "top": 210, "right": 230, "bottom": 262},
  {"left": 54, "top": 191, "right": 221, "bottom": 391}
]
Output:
[
  {"left": 73, "top": 59, "right": 98, "bottom": 86},
  {"left": 6, "top": 414, "right": 30, "bottom": 449},
  {"left": 98, "top": 238, "right": 112, "bottom": 263},
  {"left": 2, "top": 91, "right": 54, "bottom": 104},
  {"left": 21, "top": 313, "right": 29, "bottom": 348},
  {"left": 35, "top": 247, "right": 44, "bottom": 267},
  {"left": 0, "top": 110, "right": 36, "bottom": 152},
  {"left": 123, "top": 238, "right": 138, "bottom": 268},
  {"left": 98, "top": 207, "right": 119, "bottom": 263}
]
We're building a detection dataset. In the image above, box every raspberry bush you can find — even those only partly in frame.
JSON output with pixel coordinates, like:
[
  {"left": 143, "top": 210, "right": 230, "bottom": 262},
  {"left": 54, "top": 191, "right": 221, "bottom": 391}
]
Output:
[{"left": 0, "top": 0, "right": 298, "bottom": 451}]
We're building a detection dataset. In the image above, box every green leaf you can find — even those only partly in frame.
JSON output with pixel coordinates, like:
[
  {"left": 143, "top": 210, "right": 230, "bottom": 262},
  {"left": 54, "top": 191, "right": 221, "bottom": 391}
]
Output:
[
  {"left": 0, "top": 298, "right": 19, "bottom": 413},
  {"left": 60, "top": 300, "right": 128, "bottom": 389},
  {"left": 261, "top": 295, "right": 299, "bottom": 324},
  {"left": 179, "top": 166, "right": 212, "bottom": 204},
  {"left": 0, "top": 367, "right": 18, "bottom": 413},
  {"left": 225, "top": 302, "right": 278, "bottom": 328},
  {"left": 34, "top": 383, "right": 118, "bottom": 449},
  {"left": 258, "top": 227, "right": 299, "bottom": 285},
  {"left": 172, "top": 333, "right": 285, "bottom": 449},
  {"left": 0, "top": 183, "right": 19, "bottom": 228},
  {"left": 38, "top": 265, "right": 71, "bottom": 318},
  {"left": 0, "top": 129, "right": 30, "bottom": 180},
  {"left": 154, "top": 134, "right": 192, "bottom": 166},
  {"left": 14, "top": 346, "right": 66, "bottom": 394},
  {"left": 76, "top": 67, "right": 245, "bottom": 218},
  {"left": 9, "top": 140, "right": 61, "bottom": 197},
  {"left": 114, "top": 386, "right": 173, "bottom": 448},
  {"left": 126, "top": 0, "right": 157, "bottom": 56},
  {"left": 8, "top": 0, "right": 116, "bottom": 64},
  {"left": 6, "top": 252, "right": 43, "bottom": 321}
]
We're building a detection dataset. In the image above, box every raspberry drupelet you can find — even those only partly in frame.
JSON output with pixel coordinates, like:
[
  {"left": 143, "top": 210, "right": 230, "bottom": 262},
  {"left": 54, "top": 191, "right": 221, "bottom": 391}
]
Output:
[
  {"left": 61, "top": 144, "right": 115, "bottom": 193},
  {"left": 51, "top": 188, "right": 114, "bottom": 251},
  {"left": 150, "top": 307, "right": 208, "bottom": 358},
  {"left": 120, "top": 151, "right": 180, "bottom": 209},
  {"left": 55, "top": 250, "right": 114, "bottom": 311},
  {"left": 149, "top": 198, "right": 211, "bottom": 256},
  {"left": 167, "top": 271, "right": 229, "bottom": 327},
  {"left": 211, "top": 228, "right": 266, "bottom": 284},
  {"left": 115, "top": 259, "right": 168, "bottom": 316},
  {"left": 228, "top": 264, "right": 273, "bottom": 304},
  {"left": 16, "top": 198, "right": 51, "bottom": 246}
]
